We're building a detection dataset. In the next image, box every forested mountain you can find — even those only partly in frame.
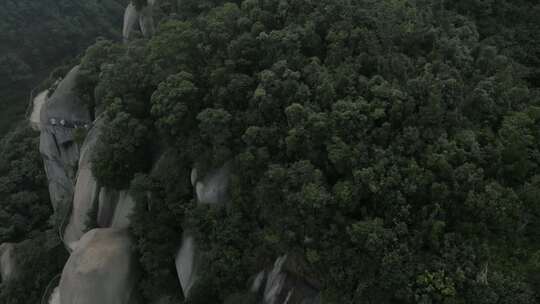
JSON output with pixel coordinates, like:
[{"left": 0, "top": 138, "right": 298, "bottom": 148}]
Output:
[
  {"left": 1, "top": 0, "right": 540, "bottom": 304},
  {"left": 0, "top": 0, "right": 125, "bottom": 135}
]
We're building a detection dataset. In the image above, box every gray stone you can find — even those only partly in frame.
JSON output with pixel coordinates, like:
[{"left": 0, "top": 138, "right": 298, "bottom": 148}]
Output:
[
  {"left": 194, "top": 163, "right": 231, "bottom": 205},
  {"left": 48, "top": 287, "right": 60, "bottom": 304},
  {"left": 175, "top": 231, "right": 198, "bottom": 297},
  {"left": 253, "top": 255, "right": 320, "bottom": 304},
  {"left": 64, "top": 117, "right": 104, "bottom": 250},
  {"left": 123, "top": 0, "right": 156, "bottom": 42},
  {"left": 39, "top": 65, "right": 90, "bottom": 213},
  {"left": 0, "top": 243, "right": 16, "bottom": 282},
  {"left": 30, "top": 90, "right": 48, "bottom": 130},
  {"left": 97, "top": 187, "right": 120, "bottom": 228},
  {"left": 59, "top": 228, "right": 140, "bottom": 304},
  {"left": 111, "top": 191, "right": 137, "bottom": 229}
]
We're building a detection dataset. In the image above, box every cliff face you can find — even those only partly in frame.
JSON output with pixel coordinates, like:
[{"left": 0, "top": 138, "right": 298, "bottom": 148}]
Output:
[{"left": 39, "top": 65, "right": 89, "bottom": 214}]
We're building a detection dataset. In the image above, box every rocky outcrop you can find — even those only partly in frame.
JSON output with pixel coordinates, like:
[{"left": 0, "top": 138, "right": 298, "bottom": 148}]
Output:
[
  {"left": 30, "top": 90, "right": 49, "bottom": 130},
  {"left": 123, "top": 0, "right": 157, "bottom": 42},
  {"left": 48, "top": 287, "right": 60, "bottom": 304},
  {"left": 174, "top": 163, "right": 231, "bottom": 297},
  {"left": 59, "top": 228, "right": 140, "bottom": 304},
  {"left": 64, "top": 117, "right": 103, "bottom": 250},
  {"left": 111, "top": 191, "right": 137, "bottom": 229},
  {"left": 39, "top": 65, "right": 91, "bottom": 212},
  {"left": 192, "top": 163, "right": 231, "bottom": 205},
  {"left": 252, "top": 255, "right": 321, "bottom": 304},
  {"left": 97, "top": 187, "right": 120, "bottom": 227},
  {"left": 175, "top": 231, "right": 197, "bottom": 297},
  {"left": 63, "top": 115, "right": 136, "bottom": 249},
  {"left": 0, "top": 243, "right": 17, "bottom": 282}
]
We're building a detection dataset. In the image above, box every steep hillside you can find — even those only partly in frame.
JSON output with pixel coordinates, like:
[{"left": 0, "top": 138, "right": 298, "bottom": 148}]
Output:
[
  {"left": 1, "top": 1, "right": 540, "bottom": 304},
  {"left": 0, "top": 0, "right": 125, "bottom": 135}
]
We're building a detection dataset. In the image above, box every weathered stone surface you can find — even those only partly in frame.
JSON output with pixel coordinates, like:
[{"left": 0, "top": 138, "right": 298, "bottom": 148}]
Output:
[
  {"left": 123, "top": 0, "right": 156, "bottom": 42},
  {"left": 194, "top": 163, "right": 231, "bottom": 205},
  {"left": 39, "top": 65, "right": 90, "bottom": 213},
  {"left": 122, "top": 3, "right": 139, "bottom": 41},
  {"left": 64, "top": 117, "right": 103, "bottom": 249},
  {"left": 139, "top": 0, "right": 156, "bottom": 37},
  {"left": 48, "top": 286, "right": 60, "bottom": 304},
  {"left": 40, "top": 66, "right": 91, "bottom": 124},
  {"left": 59, "top": 228, "right": 140, "bottom": 304},
  {"left": 175, "top": 231, "right": 198, "bottom": 297},
  {"left": 97, "top": 187, "right": 120, "bottom": 227},
  {"left": 0, "top": 243, "right": 16, "bottom": 282},
  {"left": 111, "top": 191, "right": 136, "bottom": 229},
  {"left": 253, "top": 255, "right": 320, "bottom": 304},
  {"left": 30, "top": 90, "right": 48, "bottom": 130}
]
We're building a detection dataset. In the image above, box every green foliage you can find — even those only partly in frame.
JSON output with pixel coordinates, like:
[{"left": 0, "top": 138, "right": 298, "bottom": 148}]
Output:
[
  {"left": 92, "top": 109, "right": 152, "bottom": 189},
  {"left": 77, "top": 0, "right": 540, "bottom": 302},
  {"left": 0, "top": 0, "right": 124, "bottom": 136},
  {"left": 0, "top": 126, "right": 51, "bottom": 243},
  {"left": 0, "top": 232, "right": 68, "bottom": 304},
  {"left": 0, "top": 126, "right": 68, "bottom": 302}
]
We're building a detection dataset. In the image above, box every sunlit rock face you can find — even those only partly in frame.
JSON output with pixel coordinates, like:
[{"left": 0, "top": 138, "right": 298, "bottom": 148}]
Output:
[
  {"left": 39, "top": 65, "right": 91, "bottom": 212},
  {"left": 175, "top": 231, "right": 198, "bottom": 297},
  {"left": 123, "top": 0, "right": 156, "bottom": 42},
  {"left": 59, "top": 228, "right": 140, "bottom": 304},
  {"left": 0, "top": 243, "right": 17, "bottom": 282},
  {"left": 252, "top": 255, "right": 321, "bottom": 304}
]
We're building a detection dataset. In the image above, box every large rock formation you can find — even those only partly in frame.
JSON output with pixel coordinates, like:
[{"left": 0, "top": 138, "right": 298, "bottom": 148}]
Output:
[
  {"left": 193, "top": 163, "right": 231, "bottom": 205},
  {"left": 123, "top": 0, "right": 157, "bottom": 42},
  {"left": 110, "top": 191, "right": 137, "bottom": 229},
  {"left": 39, "top": 65, "right": 91, "bottom": 212},
  {"left": 63, "top": 115, "right": 136, "bottom": 250},
  {"left": 30, "top": 89, "right": 49, "bottom": 130},
  {"left": 48, "top": 287, "right": 60, "bottom": 304},
  {"left": 97, "top": 187, "right": 120, "bottom": 227},
  {"left": 64, "top": 118, "right": 103, "bottom": 250},
  {"left": 175, "top": 231, "right": 197, "bottom": 297},
  {"left": 175, "top": 163, "right": 231, "bottom": 297},
  {"left": 252, "top": 255, "right": 321, "bottom": 304},
  {"left": 0, "top": 243, "right": 17, "bottom": 282},
  {"left": 59, "top": 228, "right": 140, "bottom": 304}
]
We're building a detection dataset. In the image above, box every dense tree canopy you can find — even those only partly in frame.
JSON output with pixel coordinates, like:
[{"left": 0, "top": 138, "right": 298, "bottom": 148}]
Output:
[
  {"left": 0, "top": 0, "right": 124, "bottom": 135},
  {"left": 1, "top": 0, "right": 540, "bottom": 303},
  {"left": 0, "top": 126, "right": 66, "bottom": 303},
  {"left": 75, "top": 0, "right": 540, "bottom": 303}
]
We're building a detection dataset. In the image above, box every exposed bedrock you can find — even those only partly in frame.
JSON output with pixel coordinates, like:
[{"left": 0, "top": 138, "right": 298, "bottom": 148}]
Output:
[
  {"left": 192, "top": 162, "right": 231, "bottom": 205},
  {"left": 175, "top": 163, "right": 231, "bottom": 298},
  {"left": 59, "top": 228, "right": 140, "bottom": 304},
  {"left": 30, "top": 89, "right": 49, "bottom": 131},
  {"left": 252, "top": 255, "right": 321, "bottom": 304},
  {"left": 64, "top": 117, "right": 103, "bottom": 250},
  {"left": 63, "top": 115, "right": 136, "bottom": 250},
  {"left": 39, "top": 65, "right": 90, "bottom": 213},
  {"left": 0, "top": 243, "right": 17, "bottom": 283},
  {"left": 175, "top": 231, "right": 198, "bottom": 298},
  {"left": 123, "top": 0, "right": 157, "bottom": 42},
  {"left": 48, "top": 287, "right": 60, "bottom": 304},
  {"left": 111, "top": 190, "right": 137, "bottom": 229}
]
